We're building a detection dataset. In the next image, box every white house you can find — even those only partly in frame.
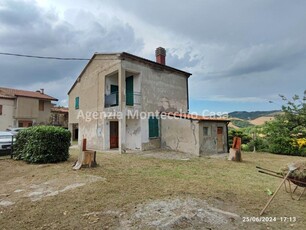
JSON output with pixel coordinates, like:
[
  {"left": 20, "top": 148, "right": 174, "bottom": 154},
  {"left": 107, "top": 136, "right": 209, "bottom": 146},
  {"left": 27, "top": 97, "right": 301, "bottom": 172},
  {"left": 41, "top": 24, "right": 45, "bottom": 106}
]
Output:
[{"left": 68, "top": 48, "right": 229, "bottom": 156}]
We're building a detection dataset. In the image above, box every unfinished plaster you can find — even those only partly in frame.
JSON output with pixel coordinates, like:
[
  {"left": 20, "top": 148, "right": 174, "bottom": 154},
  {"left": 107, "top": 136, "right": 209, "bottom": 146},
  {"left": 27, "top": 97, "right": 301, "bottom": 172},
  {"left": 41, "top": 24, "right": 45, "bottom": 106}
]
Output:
[{"left": 161, "top": 117, "right": 200, "bottom": 156}]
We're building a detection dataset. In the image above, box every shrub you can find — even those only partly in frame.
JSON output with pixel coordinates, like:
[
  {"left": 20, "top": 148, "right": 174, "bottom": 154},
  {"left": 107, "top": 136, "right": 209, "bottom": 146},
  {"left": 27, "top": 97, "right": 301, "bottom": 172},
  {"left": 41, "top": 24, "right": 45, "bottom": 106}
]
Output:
[
  {"left": 14, "top": 126, "right": 71, "bottom": 163},
  {"left": 247, "top": 138, "right": 269, "bottom": 152}
]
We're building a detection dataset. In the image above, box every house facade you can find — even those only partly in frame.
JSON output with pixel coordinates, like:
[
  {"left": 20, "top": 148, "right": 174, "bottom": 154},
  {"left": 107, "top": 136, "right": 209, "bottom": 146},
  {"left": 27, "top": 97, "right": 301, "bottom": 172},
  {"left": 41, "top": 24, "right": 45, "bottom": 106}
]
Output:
[
  {"left": 68, "top": 48, "right": 229, "bottom": 155},
  {"left": 51, "top": 107, "right": 69, "bottom": 128},
  {"left": 0, "top": 87, "right": 58, "bottom": 130}
]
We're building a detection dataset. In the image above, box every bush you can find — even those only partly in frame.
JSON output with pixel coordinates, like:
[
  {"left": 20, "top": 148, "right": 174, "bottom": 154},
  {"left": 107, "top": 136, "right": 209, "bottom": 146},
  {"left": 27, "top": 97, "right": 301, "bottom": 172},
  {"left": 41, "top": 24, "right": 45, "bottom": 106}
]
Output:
[
  {"left": 228, "top": 128, "right": 252, "bottom": 146},
  {"left": 14, "top": 126, "right": 71, "bottom": 163},
  {"left": 246, "top": 138, "right": 269, "bottom": 152}
]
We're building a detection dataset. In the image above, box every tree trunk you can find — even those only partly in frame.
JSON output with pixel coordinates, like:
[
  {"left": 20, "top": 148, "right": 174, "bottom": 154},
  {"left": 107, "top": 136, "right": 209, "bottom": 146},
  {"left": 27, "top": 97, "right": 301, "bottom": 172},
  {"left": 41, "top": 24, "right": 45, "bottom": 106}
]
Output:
[{"left": 73, "top": 150, "right": 97, "bottom": 170}]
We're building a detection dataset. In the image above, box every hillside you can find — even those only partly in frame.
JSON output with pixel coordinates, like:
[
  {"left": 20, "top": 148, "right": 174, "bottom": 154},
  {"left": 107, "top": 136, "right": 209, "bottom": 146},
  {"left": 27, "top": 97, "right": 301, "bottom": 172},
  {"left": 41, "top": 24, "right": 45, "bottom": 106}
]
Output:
[
  {"left": 228, "top": 110, "right": 280, "bottom": 120},
  {"left": 228, "top": 110, "right": 281, "bottom": 128},
  {"left": 249, "top": 116, "right": 274, "bottom": 126}
]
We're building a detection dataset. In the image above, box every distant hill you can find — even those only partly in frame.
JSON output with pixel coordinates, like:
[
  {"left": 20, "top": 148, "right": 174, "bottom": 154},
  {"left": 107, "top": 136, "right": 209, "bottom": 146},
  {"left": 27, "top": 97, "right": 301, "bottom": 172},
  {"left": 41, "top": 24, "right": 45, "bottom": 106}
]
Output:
[
  {"left": 230, "top": 118, "right": 254, "bottom": 128},
  {"left": 249, "top": 116, "right": 275, "bottom": 126},
  {"left": 228, "top": 110, "right": 282, "bottom": 128},
  {"left": 228, "top": 110, "right": 281, "bottom": 120}
]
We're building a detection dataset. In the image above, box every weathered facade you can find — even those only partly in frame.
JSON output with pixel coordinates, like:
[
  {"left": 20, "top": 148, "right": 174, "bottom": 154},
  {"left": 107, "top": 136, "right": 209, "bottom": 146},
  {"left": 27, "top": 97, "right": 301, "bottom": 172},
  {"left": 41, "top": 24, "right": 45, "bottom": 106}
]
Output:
[
  {"left": 161, "top": 114, "right": 229, "bottom": 156},
  {"left": 68, "top": 48, "right": 229, "bottom": 155},
  {"left": 0, "top": 87, "right": 58, "bottom": 130}
]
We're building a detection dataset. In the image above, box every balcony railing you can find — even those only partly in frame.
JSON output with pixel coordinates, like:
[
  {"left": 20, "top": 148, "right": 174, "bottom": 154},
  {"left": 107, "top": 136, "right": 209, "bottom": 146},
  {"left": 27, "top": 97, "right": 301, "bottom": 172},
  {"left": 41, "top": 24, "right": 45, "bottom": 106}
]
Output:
[
  {"left": 104, "top": 92, "right": 141, "bottom": 108},
  {"left": 105, "top": 92, "right": 118, "bottom": 107}
]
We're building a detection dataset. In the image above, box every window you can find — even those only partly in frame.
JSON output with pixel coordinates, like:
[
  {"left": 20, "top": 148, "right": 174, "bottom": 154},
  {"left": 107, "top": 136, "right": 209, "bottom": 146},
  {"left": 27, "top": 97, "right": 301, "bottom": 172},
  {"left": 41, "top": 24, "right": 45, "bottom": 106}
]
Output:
[
  {"left": 39, "top": 100, "right": 44, "bottom": 111},
  {"left": 203, "top": 126, "right": 211, "bottom": 136},
  {"left": 75, "top": 97, "right": 79, "bottom": 109},
  {"left": 149, "top": 116, "right": 159, "bottom": 138},
  {"left": 0, "top": 105, "right": 2, "bottom": 115}
]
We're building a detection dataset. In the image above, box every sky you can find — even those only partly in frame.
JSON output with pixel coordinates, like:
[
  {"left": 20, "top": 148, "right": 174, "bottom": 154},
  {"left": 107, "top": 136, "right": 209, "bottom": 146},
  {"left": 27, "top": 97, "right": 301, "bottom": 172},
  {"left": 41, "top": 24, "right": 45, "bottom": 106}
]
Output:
[{"left": 0, "top": 0, "right": 305, "bottom": 114}]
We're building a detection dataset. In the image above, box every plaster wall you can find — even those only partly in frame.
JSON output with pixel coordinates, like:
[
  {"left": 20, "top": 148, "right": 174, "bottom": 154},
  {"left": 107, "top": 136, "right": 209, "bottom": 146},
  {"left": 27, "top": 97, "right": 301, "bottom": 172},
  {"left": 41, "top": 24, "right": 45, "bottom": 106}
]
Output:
[
  {"left": 126, "top": 118, "right": 141, "bottom": 150},
  {"left": 0, "top": 98, "right": 15, "bottom": 130},
  {"left": 161, "top": 117, "right": 200, "bottom": 156},
  {"left": 199, "top": 122, "right": 228, "bottom": 155},
  {"left": 15, "top": 97, "right": 39, "bottom": 119},
  {"left": 68, "top": 55, "right": 121, "bottom": 150},
  {"left": 122, "top": 60, "right": 188, "bottom": 113},
  {"left": 37, "top": 101, "right": 53, "bottom": 124}
]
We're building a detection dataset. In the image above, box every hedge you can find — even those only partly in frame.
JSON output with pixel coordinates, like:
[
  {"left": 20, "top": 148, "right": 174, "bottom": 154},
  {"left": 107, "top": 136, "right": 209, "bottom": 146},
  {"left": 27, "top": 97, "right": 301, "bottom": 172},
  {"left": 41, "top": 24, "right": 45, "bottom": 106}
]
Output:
[{"left": 14, "top": 126, "right": 71, "bottom": 163}]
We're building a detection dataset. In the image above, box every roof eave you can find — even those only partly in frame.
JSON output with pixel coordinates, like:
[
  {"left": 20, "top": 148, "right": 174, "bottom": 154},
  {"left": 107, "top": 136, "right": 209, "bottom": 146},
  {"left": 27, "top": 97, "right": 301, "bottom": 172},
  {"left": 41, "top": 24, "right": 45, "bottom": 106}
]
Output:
[
  {"left": 68, "top": 53, "right": 121, "bottom": 95},
  {"left": 120, "top": 52, "right": 192, "bottom": 77}
]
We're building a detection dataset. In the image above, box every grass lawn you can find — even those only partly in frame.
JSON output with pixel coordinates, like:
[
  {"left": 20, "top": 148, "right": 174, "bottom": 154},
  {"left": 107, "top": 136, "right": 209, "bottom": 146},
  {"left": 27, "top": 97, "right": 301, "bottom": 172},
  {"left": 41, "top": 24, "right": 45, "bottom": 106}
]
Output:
[{"left": 0, "top": 149, "right": 305, "bottom": 229}]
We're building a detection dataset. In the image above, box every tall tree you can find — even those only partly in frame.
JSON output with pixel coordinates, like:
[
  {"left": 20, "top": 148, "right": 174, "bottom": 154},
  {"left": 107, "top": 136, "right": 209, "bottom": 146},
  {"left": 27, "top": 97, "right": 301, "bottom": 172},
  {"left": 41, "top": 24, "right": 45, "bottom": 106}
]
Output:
[{"left": 264, "top": 90, "right": 306, "bottom": 156}]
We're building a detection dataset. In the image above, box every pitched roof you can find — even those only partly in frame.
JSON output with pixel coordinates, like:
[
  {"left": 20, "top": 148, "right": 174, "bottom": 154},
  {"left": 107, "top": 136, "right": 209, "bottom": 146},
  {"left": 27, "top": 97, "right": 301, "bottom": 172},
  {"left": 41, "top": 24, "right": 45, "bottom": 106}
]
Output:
[
  {"left": 51, "top": 107, "right": 69, "bottom": 113},
  {"left": 163, "top": 112, "right": 230, "bottom": 122},
  {"left": 68, "top": 52, "right": 192, "bottom": 94},
  {"left": 0, "top": 87, "right": 58, "bottom": 101}
]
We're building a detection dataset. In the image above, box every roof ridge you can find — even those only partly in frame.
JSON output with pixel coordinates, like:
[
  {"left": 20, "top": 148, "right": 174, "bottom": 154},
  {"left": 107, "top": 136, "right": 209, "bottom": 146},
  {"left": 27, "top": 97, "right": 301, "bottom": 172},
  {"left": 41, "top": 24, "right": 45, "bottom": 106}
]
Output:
[{"left": 0, "top": 86, "right": 58, "bottom": 101}]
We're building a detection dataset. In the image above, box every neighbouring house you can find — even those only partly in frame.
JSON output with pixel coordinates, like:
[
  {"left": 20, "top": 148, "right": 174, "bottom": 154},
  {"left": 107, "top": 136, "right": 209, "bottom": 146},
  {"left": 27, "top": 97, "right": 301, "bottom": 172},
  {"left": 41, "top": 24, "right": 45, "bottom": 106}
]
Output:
[
  {"left": 68, "top": 47, "right": 229, "bottom": 156},
  {"left": 50, "top": 107, "right": 69, "bottom": 128},
  {"left": 0, "top": 87, "right": 58, "bottom": 130}
]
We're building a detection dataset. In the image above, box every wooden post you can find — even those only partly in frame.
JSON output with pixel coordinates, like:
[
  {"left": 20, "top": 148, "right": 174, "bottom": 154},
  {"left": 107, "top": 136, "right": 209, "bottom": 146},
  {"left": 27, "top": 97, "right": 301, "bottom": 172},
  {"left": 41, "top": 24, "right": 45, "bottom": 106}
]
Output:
[{"left": 10, "top": 135, "right": 14, "bottom": 159}]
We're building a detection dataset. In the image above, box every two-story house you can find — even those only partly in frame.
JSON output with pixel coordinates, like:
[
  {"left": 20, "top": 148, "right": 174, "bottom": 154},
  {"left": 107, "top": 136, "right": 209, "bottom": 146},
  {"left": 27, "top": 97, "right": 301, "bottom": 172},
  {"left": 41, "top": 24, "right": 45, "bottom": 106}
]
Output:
[
  {"left": 68, "top": 48, "right": 229, "bottom": 156},
  {"left": 0, "top": 87, "right": 58, "bottom": 130}
]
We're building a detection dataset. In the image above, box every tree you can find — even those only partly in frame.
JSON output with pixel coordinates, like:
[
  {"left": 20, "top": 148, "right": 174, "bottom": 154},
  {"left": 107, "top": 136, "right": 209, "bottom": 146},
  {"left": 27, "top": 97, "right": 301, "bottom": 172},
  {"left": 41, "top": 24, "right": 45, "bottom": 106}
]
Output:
[{"left": 264, "top": 90, "right": 306, "bottom": 156}]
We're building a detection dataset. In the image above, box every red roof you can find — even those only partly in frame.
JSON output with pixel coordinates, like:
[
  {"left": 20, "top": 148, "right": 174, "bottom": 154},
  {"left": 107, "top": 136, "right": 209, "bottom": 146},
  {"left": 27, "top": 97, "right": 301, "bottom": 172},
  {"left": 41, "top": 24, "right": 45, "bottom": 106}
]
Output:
[
  {"left": 162, "top": 112, "right": 230, "bottom": 122},
  {"left": 0, "top": 87, "right": 58, "bottom": 101},
  {"left": 51, "top": 107, "right": 68, "bottom": 113}
]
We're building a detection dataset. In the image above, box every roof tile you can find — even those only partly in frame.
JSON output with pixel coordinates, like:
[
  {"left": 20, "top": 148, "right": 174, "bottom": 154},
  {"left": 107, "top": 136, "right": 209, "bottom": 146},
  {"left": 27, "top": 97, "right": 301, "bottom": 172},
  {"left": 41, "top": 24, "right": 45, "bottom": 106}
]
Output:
[{"left": 0, "top": 87, "right": 58, "bottom": 101}]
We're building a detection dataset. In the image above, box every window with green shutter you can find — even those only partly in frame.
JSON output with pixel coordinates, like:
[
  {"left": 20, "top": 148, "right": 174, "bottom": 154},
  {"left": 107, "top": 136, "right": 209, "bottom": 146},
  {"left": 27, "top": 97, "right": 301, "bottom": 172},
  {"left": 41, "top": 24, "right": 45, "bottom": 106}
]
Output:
[
  {"left": 149, "top": 116, "right": 159, "bottom": 138},
  {"left": 75, "top": 97, "right": 79, "bottom": 109}
]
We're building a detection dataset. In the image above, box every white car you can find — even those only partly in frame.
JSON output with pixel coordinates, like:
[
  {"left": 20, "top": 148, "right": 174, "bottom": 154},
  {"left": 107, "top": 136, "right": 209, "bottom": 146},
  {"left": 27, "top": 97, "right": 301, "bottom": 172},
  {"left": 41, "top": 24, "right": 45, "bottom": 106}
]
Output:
[
  {"left": 0, "top": 131, "right": 14, "bottom": 151},
  {"left": 6, "top": 127, "right": 26, "bottom": 136}
]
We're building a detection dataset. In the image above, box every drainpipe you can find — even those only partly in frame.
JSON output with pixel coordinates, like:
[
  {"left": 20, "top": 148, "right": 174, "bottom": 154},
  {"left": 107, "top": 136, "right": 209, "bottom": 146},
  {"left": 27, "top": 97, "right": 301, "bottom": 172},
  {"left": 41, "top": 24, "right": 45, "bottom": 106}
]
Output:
[
  {"left": 226, "top": 122, "right": 229, "bottom": 153},
  {"left": 186, "top": 78, "right": 189, "bottom": 113}
]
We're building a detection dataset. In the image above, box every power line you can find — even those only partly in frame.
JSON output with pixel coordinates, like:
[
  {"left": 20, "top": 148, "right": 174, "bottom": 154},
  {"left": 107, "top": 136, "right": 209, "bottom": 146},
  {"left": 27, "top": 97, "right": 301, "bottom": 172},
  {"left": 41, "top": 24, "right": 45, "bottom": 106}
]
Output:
[{"left": 0, "top": 52, "right": 91, "bottom": 61}]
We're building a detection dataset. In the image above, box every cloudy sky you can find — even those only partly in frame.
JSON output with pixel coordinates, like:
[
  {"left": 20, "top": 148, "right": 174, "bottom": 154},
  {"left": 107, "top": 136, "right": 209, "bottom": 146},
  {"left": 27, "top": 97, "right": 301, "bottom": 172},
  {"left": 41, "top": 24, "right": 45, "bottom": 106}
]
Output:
[{"left": 0, "top": 0, "right": 305, "bottom": 113}]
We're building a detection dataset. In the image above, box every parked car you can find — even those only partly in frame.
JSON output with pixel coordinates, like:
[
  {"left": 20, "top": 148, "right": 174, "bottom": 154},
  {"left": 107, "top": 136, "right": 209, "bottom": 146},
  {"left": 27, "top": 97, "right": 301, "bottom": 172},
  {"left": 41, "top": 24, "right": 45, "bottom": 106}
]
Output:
[
  {"left": 0, "top": 131, "right": 14, "bottom": 151},
  {"left": 6, "top": 127, "right": 26, "bottom": 136}
]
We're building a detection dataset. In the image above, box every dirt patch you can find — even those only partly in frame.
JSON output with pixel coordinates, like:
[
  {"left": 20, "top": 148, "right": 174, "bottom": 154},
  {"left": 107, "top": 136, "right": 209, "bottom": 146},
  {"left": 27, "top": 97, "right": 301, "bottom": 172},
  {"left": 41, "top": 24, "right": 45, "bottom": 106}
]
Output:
[
  {"left": 0, "top": 156, "right": 105, "bottom": 207},
  {"left": 82, "top": 197, "right": 248, "bottom": 229},
  {"left": 121, "top": 198, "right": 242, "bottom": 229},
  {"left": 127, "top": 149, "right": 198, "bottom": 160},
  {"left": 0, "top": 175, "right": 105, "bottom": 206}
]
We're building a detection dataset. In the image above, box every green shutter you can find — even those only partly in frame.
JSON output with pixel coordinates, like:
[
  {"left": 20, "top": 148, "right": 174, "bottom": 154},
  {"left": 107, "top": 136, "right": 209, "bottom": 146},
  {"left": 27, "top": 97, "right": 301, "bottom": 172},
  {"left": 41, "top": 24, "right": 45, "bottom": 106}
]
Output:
[
  {"left": 126, "top": 76, "right": 134, "bottom": 106},
  {"left": 75, "top": 97, "right": 79, "bottom": 109},
  {"left": 149, "top": 117, "right": 159, "bottom": 138}
]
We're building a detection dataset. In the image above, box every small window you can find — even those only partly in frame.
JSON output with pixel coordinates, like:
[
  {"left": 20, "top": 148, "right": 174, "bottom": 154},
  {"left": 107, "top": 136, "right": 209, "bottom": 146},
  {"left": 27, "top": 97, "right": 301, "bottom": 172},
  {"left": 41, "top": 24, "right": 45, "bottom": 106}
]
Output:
[
  {"left": 149, "top": 116, "right": 159, "bottom": 138},
  {"left": 0, "top": 105, "right": 2, "bottom": 115},
  {"left": 39, "top": 100, "right": 44, "bottom": 111},
  {"left": 203, "top": 126, "right": 211, "bottom": 136},
  {"left": 75, "top": 97, "right": 79, "bottom": 109}
]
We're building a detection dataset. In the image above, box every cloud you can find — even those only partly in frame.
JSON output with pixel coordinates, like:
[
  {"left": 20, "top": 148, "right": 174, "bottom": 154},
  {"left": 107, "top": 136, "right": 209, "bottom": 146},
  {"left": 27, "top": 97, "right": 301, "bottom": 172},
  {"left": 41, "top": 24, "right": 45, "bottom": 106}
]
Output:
[
  {"left": 222, "top": 40, "right": 306, "bottom": 77},
  {"left": 0, "top": 0, "right": 143, "bottom": 99},
  {"left": 1, "top": 0, "right": 306, "bottom": 111}
]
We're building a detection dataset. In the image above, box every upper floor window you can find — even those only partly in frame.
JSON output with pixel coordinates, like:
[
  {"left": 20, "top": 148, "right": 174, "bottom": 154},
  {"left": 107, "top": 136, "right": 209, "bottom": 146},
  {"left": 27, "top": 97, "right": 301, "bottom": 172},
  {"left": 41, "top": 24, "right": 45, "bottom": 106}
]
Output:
[
  {"left": 0, "top": 105, "right": 2, "bottom": 115},
  {"left": 39, "top": 100, "right": 44, "bottom": 111},
  {"left": 75, "top": 97, "right": 79, "bottom": 109}
]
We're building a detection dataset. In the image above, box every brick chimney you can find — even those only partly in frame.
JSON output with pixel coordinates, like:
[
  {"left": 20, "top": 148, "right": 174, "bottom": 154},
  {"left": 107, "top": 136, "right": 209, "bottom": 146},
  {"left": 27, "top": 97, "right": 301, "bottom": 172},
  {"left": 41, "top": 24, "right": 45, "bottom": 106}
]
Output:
[{"left": 155, "top": 47, "right": 166, "bottom": 65}]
